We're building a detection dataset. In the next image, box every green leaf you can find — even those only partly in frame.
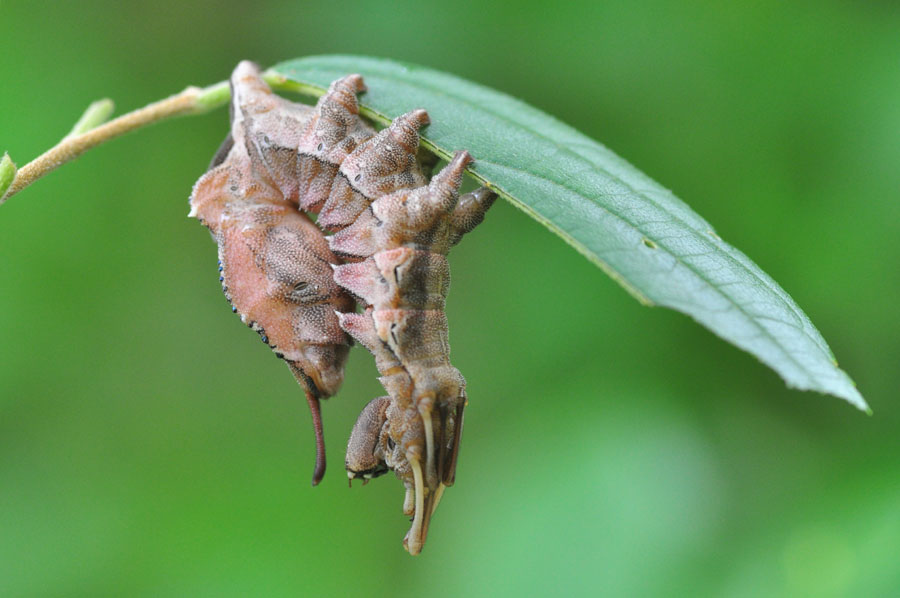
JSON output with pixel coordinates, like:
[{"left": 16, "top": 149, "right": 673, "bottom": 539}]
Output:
[{"left": 270, "top": 55, "right": 867, "bottom": 412}]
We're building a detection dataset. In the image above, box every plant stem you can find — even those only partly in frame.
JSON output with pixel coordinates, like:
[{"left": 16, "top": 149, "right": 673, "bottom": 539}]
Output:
[{"left": 0, "top": 81, "right": 230, "bottom": 205}]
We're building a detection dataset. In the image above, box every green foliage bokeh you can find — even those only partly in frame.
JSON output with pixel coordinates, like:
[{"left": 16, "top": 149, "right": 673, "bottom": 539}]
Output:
[{"left": 1, "top": 1, "right": 898, "bottom": 596}]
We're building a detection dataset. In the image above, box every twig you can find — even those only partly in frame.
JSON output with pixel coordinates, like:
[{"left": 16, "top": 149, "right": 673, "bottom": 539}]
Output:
[{"left": 0, "top": 81, "right": 230, "bottom": 205}]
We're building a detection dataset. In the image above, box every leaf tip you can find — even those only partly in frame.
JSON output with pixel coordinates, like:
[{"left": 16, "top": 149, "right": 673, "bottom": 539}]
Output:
[{"left": 835, "top": 383, "right": 869, "bottom": 414}]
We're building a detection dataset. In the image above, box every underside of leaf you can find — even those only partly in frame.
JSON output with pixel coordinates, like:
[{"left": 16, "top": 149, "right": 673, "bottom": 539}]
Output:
[{"left": 269, "top": 55, "right": 867, "bottom": 412}]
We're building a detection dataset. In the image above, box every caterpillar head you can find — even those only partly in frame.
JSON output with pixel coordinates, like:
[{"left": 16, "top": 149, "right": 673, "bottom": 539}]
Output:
[{"left": 345, "top": 396, "right": 391, "bottom": 482}]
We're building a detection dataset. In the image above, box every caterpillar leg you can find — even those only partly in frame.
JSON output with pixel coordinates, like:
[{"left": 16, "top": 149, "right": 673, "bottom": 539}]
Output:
[
  {"left": 403, "top": 484, "right": 415, "bottom": 516},
  {"left": 449, "top": 187, "right": 497, "bottom": 246},
  {"left": 416, "top": 393, "right": 437, "bottom": 488}
]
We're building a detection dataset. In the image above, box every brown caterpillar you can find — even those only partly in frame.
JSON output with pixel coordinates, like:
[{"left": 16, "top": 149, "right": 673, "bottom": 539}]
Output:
[{"left": 189, "top": 61, "right": 495, "bottom": 554}]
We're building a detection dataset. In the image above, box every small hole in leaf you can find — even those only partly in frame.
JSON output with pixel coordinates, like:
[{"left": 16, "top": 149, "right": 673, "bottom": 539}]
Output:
[{"left": 642, "top": 238, "right": 657, "bottom": 249}]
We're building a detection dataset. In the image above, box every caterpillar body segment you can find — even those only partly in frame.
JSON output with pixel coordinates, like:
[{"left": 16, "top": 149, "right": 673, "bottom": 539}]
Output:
[
  {"left": 317, "top": 109, "right": 431, "bottom": 231},
  {"left": 228, "top": 61, "right": 314, "bottom": 205},
  {"left": 189, "top": 61, "right": 355, "bottom": 486},
  {"left": 331, "top": 248, "right": 450, "bottom": 310},
  {"left": 295, "top": 74, "right": 375, "bottom": 212}
]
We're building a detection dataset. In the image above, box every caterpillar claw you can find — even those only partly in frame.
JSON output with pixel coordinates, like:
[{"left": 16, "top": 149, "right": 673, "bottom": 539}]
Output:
[
  {"left": 417, "top": 394, "right": 437, "bottom": 488},
  {"left": 405, "top": 455, "right": 428, "bottom": 555},
  {"left": 403, "top": 486, "right": 415, "bottom": 516}
]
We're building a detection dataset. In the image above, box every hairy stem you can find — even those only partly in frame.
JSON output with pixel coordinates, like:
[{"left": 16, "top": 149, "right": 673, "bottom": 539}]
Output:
[{"left": 0, "top": 81, "right": 230, "bottom": 205}]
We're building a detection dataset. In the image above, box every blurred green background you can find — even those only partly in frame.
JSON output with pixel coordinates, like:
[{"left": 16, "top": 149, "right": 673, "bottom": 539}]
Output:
[{"left": 2, "top": 1, "right": 898, "bottom": 596}]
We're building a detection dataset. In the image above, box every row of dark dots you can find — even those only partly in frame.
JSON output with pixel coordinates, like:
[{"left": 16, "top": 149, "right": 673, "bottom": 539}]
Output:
[{"left": 218, "top": 259, "right": 284, "bottom": 360}]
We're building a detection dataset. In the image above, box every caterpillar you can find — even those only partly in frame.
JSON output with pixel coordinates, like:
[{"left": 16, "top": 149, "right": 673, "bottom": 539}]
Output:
[{"left": 189, "top": 61, "right": 495, "bottom": 554}]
